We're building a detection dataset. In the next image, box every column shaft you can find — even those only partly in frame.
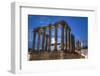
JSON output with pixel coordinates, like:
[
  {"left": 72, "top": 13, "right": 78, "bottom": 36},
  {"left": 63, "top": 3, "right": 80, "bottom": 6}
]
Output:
[
  {"left": 69, "top": 31, "right": 71, "bottom": 52},
  {"left": 37, "top": 31, "right": 40, "bottom": 51},
  {"left": 45, "top": 35, "right": 48, "bottom": 51},
  {"left": 61, "top": 26, "right": 64, "bottom": 50},
  {"left": 67, "top": 29, "right": 70, "bottom": 51},
  {"left": 32, "top": 31, "right": 36, "bottom": 51},
  {"left": 70, "top": 33, "right": 72, "bottom": 52},
  {"left": 65, "top": 26, "right": 67, "bottom": 51},
  {"left": 71, "top": 34, "right": 75, "bottom": 52},
  {"left": 42, "top": 30, "right": 45, "bottom": 51},
  {"left": 48, "top": 28, "right": 51, "bottom": 51},
  {"left": 55, "top": 26, "right": 58, "bottom": 51}
]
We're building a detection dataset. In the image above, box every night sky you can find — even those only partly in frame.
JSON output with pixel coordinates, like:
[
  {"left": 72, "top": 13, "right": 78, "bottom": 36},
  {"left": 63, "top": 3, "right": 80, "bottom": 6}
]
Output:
[{"left": 28, "top": 15, "right": 88, "bottom": 49}]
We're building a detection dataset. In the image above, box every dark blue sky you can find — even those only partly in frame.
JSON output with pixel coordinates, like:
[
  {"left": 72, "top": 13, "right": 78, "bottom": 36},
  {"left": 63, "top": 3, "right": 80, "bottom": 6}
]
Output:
[{"left": 28, "top": 15, "right": 88, "bottom": 48}]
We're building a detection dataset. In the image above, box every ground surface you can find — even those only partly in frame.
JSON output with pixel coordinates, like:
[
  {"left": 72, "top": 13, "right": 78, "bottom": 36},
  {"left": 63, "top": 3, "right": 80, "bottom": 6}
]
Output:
[{"left": 28, "top": 51, "right": 85, "bottom": 60}]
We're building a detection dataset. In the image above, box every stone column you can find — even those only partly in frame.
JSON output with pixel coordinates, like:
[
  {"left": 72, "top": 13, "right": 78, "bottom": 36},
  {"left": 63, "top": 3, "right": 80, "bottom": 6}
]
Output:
[
  {"left": 65, "top": 25, "right": 67, "bottom": 51},
  {"left": 45, "top": 35, "right": 49, "bottom": 51},
  {"left": 69, "top": 30, "right": 71, "bottom": 52},
  {"left": 37, "top": 31, "right": 40, "bottom": 51},
  {"left": 76, "top": 40, "right": 81, "bottom": 51},
  {"left": 61, "top": 25, "right": 64, "bottom": 51},
  {"left": 48, "top": 25, "right": 51, "bottom": 51},
  {"left": 32, "top": 31, "right": 36, "bottom": 51},
  {"left": 54, "top": 25, "right": 58, "bottom": 51},
  {"left": 67, "top": 28, "right": 70, "bottom": 52},
  {"left": 68, "top": 28, "right": 71, "bottom": 52},
  {"left": 71, "top": 34, "right": 75, "bottom": 53},
  {"left": 42, "top": 29, "right": 46, "bottom": 51}
]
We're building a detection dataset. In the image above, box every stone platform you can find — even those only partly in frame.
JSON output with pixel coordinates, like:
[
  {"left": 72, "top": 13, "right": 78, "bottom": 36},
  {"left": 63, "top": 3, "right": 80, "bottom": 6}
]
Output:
[{"left": 28, "top": 51, "right": 85, "bottom": 61}]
